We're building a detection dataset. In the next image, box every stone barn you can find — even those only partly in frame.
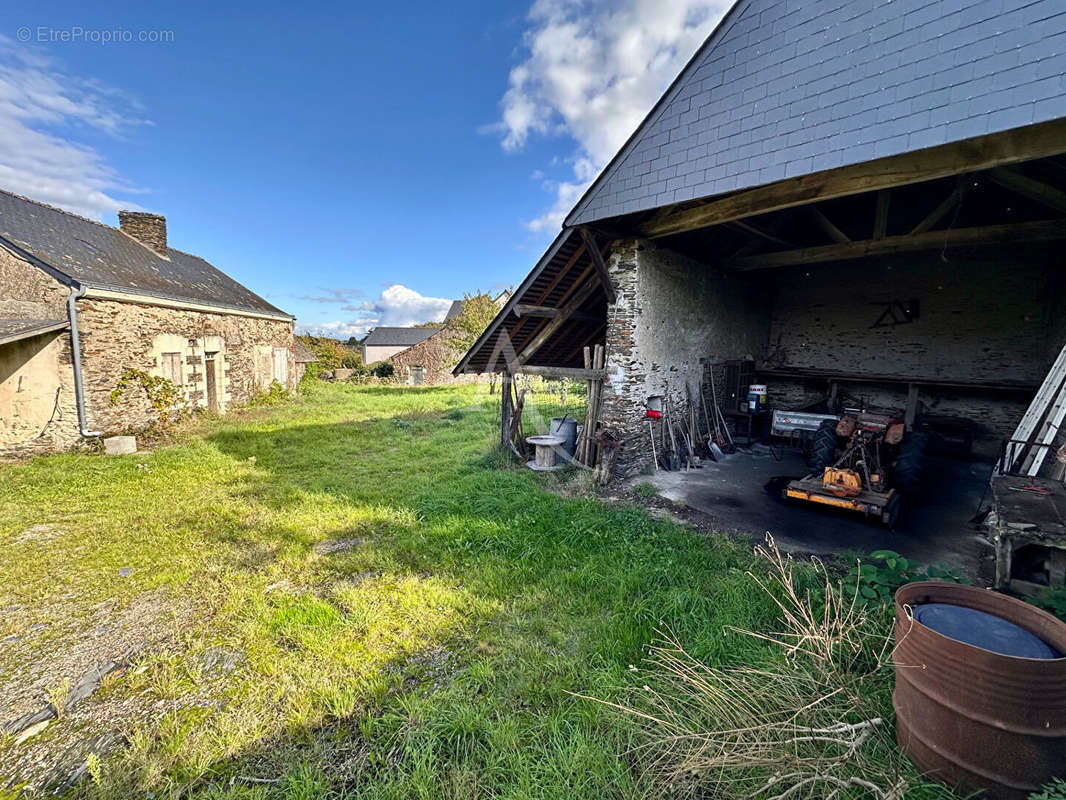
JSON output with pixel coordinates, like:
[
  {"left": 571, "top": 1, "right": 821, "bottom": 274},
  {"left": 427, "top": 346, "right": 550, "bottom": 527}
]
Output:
[
  {"left": 361, "top": 327, "right": 440, "bottom": 365},
  {"left": 456, "top": 1, "right": 1066, "bottom": 579},
  {"left": 0, "top": 190, "right": 296, "bottom": 456}
]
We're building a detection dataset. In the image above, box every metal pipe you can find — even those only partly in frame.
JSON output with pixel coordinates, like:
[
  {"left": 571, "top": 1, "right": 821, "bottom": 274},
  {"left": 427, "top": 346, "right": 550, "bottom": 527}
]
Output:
[{"left": 66, "top": 285, "right": 102, "bottom": 438}]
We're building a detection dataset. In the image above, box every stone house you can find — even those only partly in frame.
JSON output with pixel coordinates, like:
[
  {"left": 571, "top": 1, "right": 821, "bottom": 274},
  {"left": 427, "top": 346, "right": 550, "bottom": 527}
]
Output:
[
  {"left": 456, "top": 0, "right": 1066, "bottom": 480},
  {"left": 0, "top": 189, "right": 295, "bottom": 456},
  {"left": 393, "top": 292, "right": 512, "bottom": 385},
  {"left": 391, "top": 328, "right": 467, "bottom": 385},
  {"left": 361, "top": 326, "right": 440, "bottom": 364}
]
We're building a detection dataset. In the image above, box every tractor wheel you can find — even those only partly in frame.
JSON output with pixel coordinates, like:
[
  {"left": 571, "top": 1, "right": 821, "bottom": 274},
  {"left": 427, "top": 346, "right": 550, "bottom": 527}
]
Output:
[
  {"left": 808, "top": 419, "right": 838, "bottom": 472},
  {"left": 894, "top": 431, "right": 929, "bottom": 493}
]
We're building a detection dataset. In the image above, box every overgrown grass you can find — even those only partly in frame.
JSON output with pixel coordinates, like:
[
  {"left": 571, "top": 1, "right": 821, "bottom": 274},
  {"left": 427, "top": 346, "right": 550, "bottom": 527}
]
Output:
[{"left": 0, "top": 382, "right": 953, "bottom": 798}]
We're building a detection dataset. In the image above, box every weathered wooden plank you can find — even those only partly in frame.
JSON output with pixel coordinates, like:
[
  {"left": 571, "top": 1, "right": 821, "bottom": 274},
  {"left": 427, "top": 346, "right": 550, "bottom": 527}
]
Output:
[
  {"left": 873, "top": 189, "right": 890, "bottom": 239},
  {"left": 728, "top": 219, "right": 1066, "bottom": 270},
  {"left": 579, "top": 227, "right": 617, "bottom": 304},
  {"left": 639, "top": 119, "right": 1066, "bottom": 238},
  {"left": 910, "top": 182, "right": 964, "bottom": 234},
  {"left": 517, "top": 365, "right": 606, "bottom": 380},
  {"left": 517, "top": 277, "right": 600, "bottom": 362},
  {"left": 988, "top": 166, "right": 1066, "bottom": 215},
  {"left": 810, "top": 207, "right": 851, "bottom": 243}
]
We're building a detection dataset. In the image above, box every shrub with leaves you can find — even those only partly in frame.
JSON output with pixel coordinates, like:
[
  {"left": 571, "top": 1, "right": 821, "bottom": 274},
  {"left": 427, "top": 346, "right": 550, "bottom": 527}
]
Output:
[
  {"left": 1031, "top": 587, "right": 1066, "bottom": 622},
  {"left": 1030, "top": 778, "right": 1066, "bottom": 800},
  {"left": 844, "top": 550, "right": 965, "bottom": 606},
  {"left": 109, "top": 368, "right": 183, "bottom": 427}
]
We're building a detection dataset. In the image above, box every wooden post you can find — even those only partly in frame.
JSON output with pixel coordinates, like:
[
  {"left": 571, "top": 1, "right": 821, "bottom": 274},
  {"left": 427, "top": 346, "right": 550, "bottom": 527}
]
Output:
[{"left": 500, "top": 372, "right": 513, "bottom": 449}]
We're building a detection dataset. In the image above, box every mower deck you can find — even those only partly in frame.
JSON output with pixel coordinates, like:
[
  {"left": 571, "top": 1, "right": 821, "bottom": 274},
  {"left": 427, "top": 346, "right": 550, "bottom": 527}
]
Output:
[{"left": 784, "top": 476, "right": 901, "bottom": 526}]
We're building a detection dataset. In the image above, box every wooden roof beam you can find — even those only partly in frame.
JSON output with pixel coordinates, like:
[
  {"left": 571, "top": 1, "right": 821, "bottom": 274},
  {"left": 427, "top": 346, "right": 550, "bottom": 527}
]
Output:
[
  {"left": 517, "top": 277, "right": 601, "bottom": 363},
  {"left": 727, "top": 218, "right": 1066, "bottom": 271},
  {"left": 579, "top": 227, "right": 617, "bottom": 304},
  {"left": 910, "top": 180, "right": 966, "bottom": 234},
  {"left": 810, "top": 207, "right": 851, "bottom": 243},
  {"left": 638, "top": 118, "right": 1066, "bottom": 239},
  {"left": 987, "top": 166, "right": 1066, "bottom": 215}
]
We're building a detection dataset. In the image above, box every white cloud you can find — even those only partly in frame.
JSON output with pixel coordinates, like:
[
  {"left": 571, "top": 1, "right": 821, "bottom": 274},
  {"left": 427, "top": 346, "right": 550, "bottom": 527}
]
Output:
[
  {"left": 0, "top": 36, "right": 148, "bottom": 218},
  {"left": 498, "top": 0, "right": 730, "bottom": 231},
  {"left": 297, "top": 284, "right": 453, "bottom": 339}
]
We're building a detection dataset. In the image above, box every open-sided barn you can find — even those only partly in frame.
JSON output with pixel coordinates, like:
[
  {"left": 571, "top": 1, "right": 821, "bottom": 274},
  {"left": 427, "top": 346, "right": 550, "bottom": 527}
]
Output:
[{"left": 456, "top": 0, "right": 1066, "bottom": 589}]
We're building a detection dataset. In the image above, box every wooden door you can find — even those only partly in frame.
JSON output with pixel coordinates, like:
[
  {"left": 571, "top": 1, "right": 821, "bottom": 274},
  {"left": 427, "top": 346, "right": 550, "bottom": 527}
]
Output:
[{"left": 205, "top": 354, "right": 218, "bottom": 411}]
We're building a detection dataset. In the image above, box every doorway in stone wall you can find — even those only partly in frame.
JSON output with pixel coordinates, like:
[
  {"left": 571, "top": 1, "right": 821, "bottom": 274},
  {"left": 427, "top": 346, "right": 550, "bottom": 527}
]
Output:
[{"left": 204, "top": 353, "right": 218, "bottom": 411}]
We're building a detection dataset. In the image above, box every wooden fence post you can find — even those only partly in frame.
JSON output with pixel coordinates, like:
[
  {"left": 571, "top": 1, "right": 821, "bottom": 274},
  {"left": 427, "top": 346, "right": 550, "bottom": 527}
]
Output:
[{"left": 500, "top": 372, "right": 513, "bottom": 449}]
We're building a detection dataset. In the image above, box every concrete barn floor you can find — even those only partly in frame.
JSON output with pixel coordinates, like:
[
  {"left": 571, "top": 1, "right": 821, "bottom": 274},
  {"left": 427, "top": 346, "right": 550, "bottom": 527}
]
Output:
[{"left": 635, "top": 447, "right": 996, "bottom": 579}]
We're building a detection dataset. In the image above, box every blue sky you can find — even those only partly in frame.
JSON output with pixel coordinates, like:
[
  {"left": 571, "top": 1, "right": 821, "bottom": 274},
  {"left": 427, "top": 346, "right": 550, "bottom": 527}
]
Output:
[{"left": 0, "top": 0, "right": 728, "bottom": 336}]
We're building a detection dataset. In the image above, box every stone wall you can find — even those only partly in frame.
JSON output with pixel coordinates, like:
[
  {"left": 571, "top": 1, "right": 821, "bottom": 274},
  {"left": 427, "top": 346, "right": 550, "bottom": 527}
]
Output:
[
  {"left": 599, "top": 239, "right": 771, "bottom": 477},
  {"left": 765, "top": 244, "right": 1061, "bottom": 386},
  {"left": 597, "top": 238, "right": 1066, "bottom": 477},
  {"left": 0, "top": 246, "right": 79, "bottom": 454},
  {"left": 0, "top": 243, "right": 296, "bottom": 451},
  {"left": 76, "top": 298, "right": 294, "bottom": 434},
  {"left": 763, "top": 244, "right": 1064, "bottom": 454}
]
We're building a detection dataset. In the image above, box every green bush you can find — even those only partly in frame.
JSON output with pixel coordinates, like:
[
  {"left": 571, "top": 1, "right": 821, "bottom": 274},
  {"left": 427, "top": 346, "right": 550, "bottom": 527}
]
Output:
[
  {"left": 1030, "top": 778, "right": 1066, "bottom": 800},
  {"left": 633, "top": 482, "right": 658, "bottom": 500},
  {"left": 844, "top": 550, "right": 965, "bottom": 606},
  {"left": 1032, "top": 587, "right": 1066, "bottom": 622}
]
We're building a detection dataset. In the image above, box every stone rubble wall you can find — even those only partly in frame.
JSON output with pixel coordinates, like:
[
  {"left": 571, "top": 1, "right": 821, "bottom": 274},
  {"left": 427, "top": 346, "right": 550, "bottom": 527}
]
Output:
[
  {"left": 599, "top": 238, "right": 1064, "bottom": 479},
  {"left": 76, "top": 298, "right": 294, "bottom": 434},
  {"left": 598, "top": 239, "right": 770, "bottom": 478},
  {"left": 391, "top": 329, "right": 482, "bottom": 385},
  {"left": 0, "top": 244, "right": 295, "bottom": 453}
]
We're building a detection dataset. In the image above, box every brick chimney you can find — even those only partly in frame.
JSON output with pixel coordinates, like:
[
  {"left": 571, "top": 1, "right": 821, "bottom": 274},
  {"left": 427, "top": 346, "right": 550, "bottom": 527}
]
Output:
[{"left": 118, "top": 211, "right": 167, "bottom": 256}]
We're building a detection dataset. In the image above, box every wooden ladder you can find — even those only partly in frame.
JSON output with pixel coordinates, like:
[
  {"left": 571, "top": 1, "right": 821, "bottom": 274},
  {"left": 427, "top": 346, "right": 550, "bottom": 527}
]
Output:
[{"left": 1003, "top": 341, "right": 1066, "bottom": 476}]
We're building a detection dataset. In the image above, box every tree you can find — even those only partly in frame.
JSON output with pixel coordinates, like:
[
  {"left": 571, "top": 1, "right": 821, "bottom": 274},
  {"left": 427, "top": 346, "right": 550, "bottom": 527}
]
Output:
[
  {"left": 299, "top": 335, "right": 363, "bottom": 371},
  {"left": 449, "top": 291, "right": 500, "bottom": 353}
]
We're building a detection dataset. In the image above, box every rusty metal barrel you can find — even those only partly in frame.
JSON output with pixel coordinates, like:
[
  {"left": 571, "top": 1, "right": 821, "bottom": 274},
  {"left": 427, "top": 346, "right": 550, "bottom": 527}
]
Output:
[{"left": 893, "top": 582, "right": 1066, "bottom": 799}]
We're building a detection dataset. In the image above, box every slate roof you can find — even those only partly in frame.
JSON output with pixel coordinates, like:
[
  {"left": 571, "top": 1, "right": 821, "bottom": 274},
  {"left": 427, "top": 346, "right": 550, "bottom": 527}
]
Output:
[
  {"left": 566, "top": 0, "right": 1066, "bottom": 226},
  {"left": 0, "top": 189, "right": 290, "bottom": 318},
  {"left": 0, "top": 318, "right": 69, "bottom": 347},
  {"left": 362, "top": 327, "right": 441, "bottom": 347},
  {"left": 444, "top": 300, "right": 464, "bottom": 321},
  {"left": 294, "top": 339, "right": 317, "bottom": 363}
]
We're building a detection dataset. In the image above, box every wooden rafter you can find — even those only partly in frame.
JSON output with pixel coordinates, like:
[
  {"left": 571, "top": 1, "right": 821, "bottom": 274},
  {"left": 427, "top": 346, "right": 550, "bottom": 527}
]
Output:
[
  {"left": 579, "top": 227, "right": 617, "bottom": 304},
  {"left": 517, "top": 365, "right": 606, "bottom": 380},
  {"left": 637, "top": 118, "right": 1066, "bottom": 239},
  {"left": 810, "top": 207, "right": 851, "bottom": 243},
  {"left": 910, "top": 181, "right": 965, "bottom": 234},
  {"left": 560, "top": 323, "right": 606, "bottom": 364},
  {"left": 517, "top": 276, "right": 600, "bottom": 363},
  {"left": 727, "top": 219, "right": 1066, "bottom": 271},
  {"left": 730, "top": 219, "right": 797, "bottom": 248},
  {"left": 507, "top": 241, "right": 588, "bottom": 344},
  {"left": 987, "top": 166, "right": 1066, "bottom": 215},
  {"left": 873, "top": 190, "right": 890, "bottom": 239},
  {"left": 513, "top": 304, "right": 599, "bottom": 322}
]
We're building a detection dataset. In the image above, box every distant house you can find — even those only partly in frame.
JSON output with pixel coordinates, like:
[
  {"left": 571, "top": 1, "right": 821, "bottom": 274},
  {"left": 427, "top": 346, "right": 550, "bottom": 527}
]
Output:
[
  {"left": 391, "top": 328, "right": 467, "bottom": 386},
  {"left": 444, "top": 290, "right": 512, "bottom": 324},
  {"left": 392, "top": 293, "right": 512, "bottom": 385},
  {"left": 0, "top": 190, "right": 295, "bottom": 455},
  {"left": 361, "top": 327, "right": 440, "bottom": 364}
]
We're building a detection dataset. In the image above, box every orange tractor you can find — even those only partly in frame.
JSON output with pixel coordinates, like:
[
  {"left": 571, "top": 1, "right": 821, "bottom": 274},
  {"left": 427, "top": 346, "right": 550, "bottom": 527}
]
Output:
[{"left": 784, "top": 410, "right": 927, "bottom": 527}]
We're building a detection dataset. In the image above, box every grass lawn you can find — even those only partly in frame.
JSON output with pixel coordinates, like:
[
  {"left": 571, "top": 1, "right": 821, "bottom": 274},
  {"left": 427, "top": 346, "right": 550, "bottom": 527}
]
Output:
[{"left": 0, "top": 382, "right": 953, "bottom": 799}]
